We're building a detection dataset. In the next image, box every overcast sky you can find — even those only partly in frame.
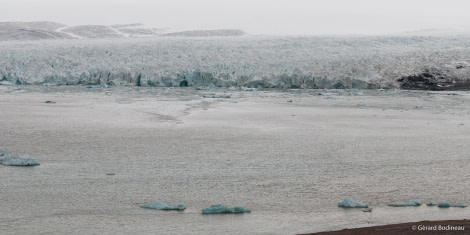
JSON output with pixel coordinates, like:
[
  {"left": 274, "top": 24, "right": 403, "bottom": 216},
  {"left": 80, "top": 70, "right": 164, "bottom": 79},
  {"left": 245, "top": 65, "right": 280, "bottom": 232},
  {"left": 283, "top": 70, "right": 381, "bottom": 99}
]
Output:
[{"left": 3, "top": 0, "right": 470, "bottom": 35}]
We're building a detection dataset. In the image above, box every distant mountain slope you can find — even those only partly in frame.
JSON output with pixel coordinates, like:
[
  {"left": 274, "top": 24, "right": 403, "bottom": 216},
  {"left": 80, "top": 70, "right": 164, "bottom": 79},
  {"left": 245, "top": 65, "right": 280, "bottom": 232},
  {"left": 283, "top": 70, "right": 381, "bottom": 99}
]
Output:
[
  {"left": 163, "top": 29, "right": 245, "bottom": 37},
  {"left": 0, "top": 22, "right": 73, "bottom": 41},
  {"left": 0, "top": 21, "right": 246, "bottom": 41},
  {"left": 60, "top": 25, "right": 126, "bottom": 39}
]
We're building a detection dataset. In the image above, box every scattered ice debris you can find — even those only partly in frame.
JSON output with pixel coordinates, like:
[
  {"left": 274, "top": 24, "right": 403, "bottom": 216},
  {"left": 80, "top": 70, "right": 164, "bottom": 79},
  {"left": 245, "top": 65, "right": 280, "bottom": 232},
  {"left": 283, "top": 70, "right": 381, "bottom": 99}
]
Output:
[
  {"left": 44, "top": 100, "right": 56, "bottom": 104},
  {"left": 388, "top": 199, "right": 422, "bottom": 207},
  {"left": 338, "top": 197, "right": 369, "bottom": 208},
  {"left": 140, "top": 202, "right": 186, "bottom": 211},
  {"left": 202, "top": 94, "right": 231, "bottom": 98},
  {"left": 201, "top": 204, "right": 251, "bottom": 214},
  {"left": 362, "top": 208, "right": 372, "bottom": 212},
  {"left": 0, "top": 150, "right": 40, "bottom": 166},
  {"left": 426, "top": 201, "right": 437, "bottom": 206},
  {"left": 438, "top": 202, "right": 467, "bottom": 208}
]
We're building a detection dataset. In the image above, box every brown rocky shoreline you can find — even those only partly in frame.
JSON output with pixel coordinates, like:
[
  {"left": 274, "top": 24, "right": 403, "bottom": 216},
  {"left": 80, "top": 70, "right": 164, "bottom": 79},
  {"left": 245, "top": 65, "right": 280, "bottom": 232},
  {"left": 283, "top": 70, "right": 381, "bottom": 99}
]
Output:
[{"left": 301, "top": 220, "right": 470, "bottom": 235}]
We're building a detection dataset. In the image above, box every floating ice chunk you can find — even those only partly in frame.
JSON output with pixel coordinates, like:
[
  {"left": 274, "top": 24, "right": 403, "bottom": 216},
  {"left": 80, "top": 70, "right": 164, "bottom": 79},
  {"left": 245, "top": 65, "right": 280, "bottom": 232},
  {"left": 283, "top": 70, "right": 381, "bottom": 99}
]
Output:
[
  {"left": 140, "top": 202, "right": 186, "bottom": 210},
  {"left": 388, "top": 199, "right": 422, "bottom": 207},
  {"left": 2, "top": 158, "right": 40, "bottom": 166},
  {"left": 0, "top": 151, "right": 40, "bottom": 166},
  {"left": 202, "top": 204, "right": 251, "bottom": 214},
  {"left": 338, "top": 197, "right": 369, "bottom": 208},
  {"left": 451, "top": 202, "right": 467, "bottom": 208},
  {"left": 426, "top": 201, "right": 437, "bottom": 206},
  {"left": 438, "top": 202, "right": 451, "bottom": 208},
  {"left": 438, "top": 202, "right": 467, "bottom": 208}
]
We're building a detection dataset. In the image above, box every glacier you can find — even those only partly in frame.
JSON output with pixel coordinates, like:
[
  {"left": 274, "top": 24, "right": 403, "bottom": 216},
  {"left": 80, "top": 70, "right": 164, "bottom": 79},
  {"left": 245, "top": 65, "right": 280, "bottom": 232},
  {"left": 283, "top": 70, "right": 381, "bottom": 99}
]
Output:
[{"left": 2, "top": 35, "right": 470, "bottom": 90}]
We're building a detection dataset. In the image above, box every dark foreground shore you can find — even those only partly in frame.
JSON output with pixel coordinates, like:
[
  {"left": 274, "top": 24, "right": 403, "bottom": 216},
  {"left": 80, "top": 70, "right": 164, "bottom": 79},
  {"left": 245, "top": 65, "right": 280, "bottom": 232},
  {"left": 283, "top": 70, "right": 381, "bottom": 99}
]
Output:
[{"left": 301, "top": 220, "right": 470, "bottom": 235}]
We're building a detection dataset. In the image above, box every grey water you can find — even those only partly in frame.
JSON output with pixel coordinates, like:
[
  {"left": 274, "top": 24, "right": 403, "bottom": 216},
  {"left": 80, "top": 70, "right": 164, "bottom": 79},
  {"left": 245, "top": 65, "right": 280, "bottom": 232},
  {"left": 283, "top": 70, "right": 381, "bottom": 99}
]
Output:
[{"left": 1, "top": 86, "right": 469, "bottom": 234}]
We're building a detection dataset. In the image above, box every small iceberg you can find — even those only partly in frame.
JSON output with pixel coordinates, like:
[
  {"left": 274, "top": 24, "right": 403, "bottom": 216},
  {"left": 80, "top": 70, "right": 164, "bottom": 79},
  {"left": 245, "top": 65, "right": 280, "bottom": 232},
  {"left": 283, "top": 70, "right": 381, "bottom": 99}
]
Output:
[
  {"left": 140, "top": 202, "right": 186, "bottom": 211},
  {"left": 338, "top": 197, "right": 369, "bottom": 208},
  {"left": 438, "top": 202, "right": 467, "bottom": 208},
  {"left": 202, "top": 204, "right": 251, "bottom": 214},
  {"left": 388, "top": 199, "right": 422, "bottom": 207},
  {"left": 0, "top": 151, "right": 40, "bottom": 166},
  {"left": 426, "top": 201, "right": 437, "bottom": 206}
]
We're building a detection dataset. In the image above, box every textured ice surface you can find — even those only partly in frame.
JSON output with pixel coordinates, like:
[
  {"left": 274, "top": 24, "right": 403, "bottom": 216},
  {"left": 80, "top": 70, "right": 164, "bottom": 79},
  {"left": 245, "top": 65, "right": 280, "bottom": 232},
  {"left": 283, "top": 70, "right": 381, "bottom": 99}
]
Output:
[
  {"left": 0, "top": 151, "right": 40, "bottom": 166},
  {"left": 202, "top": 204, "right": 251, "bottom": 214},
  {"left": 338, "top": 198, "right": 369, "bottom": 208},
  {"left": 140, "top": 202, "right": 186, "bottom": 210},
  {"left": 438, "top": 202, "right": 467, "bottom": 208},
  {"left": 388, "top": 199, "right": 422, "bottom": 207}
]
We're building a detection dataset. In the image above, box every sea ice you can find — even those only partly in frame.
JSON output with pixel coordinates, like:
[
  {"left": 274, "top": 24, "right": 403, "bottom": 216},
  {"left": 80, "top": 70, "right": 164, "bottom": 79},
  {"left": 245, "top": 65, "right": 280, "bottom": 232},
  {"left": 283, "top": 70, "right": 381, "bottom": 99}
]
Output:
[
  {"left": 388, "top": 199, "right": 422, "bottom": 207},
  {"left": 0, "top": 151, "right": 40, "bottom": 166},
  {"left": 338, "top": 197, "right": 369, "bottom": 208},
  {"left": 202, "top": 204, "right": 251, "bottom": 214},
  {"left": 140, "top": 202, "right": 186, "bottom": 210}
]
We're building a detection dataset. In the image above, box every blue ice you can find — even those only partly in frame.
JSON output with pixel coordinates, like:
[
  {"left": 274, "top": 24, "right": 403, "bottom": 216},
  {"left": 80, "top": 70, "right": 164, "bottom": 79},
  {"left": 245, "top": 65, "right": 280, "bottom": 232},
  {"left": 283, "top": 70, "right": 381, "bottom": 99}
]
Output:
[
  {"left": 338, "top": 197, "right": 369, "bottom": 208},
  {"left": 0, "top": 151, "right": 40, "bottom": 166},
  {"left": 388, "top": 199, "right": 422, "bottom": 207},
  {"left": 202, "top": 204, "right": 251, "bottom": 214},
  {"left": 438, "top": 202, "right": 467, "bottom": 208}
]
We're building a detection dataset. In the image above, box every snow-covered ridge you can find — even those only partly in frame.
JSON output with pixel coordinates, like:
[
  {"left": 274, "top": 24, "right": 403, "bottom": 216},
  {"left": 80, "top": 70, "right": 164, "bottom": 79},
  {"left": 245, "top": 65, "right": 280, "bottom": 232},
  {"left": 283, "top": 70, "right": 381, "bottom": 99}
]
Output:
[{"left": 0, "top": 21, "right": 246, "bottom": 41}]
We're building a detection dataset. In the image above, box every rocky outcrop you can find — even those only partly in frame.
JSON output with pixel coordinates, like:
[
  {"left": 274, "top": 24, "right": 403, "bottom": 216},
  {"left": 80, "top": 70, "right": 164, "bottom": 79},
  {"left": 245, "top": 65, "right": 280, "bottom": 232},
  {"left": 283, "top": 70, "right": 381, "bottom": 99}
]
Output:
[{"left": 398, "top": 64, "right": 470, "bottom": 90}]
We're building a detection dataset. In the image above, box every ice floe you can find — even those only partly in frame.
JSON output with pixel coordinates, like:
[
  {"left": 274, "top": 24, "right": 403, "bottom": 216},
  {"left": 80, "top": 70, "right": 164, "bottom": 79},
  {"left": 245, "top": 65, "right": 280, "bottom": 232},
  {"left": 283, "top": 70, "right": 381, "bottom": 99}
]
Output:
[
  {"left": 438, "top": 202, "right": 467, "bottom": 208},
  {"left": 202, "top": 204, "right": 251, "bottom": 214},
  {"left": 338, "top": 197, "right": 369, "bottom": 208},
  {"left": 388, "top": 199, "right": 422, "bottom": 207},
  {"left": 0, "top": 150, "right": 40, "bottom": 166},
  {"left": 140, "top": 202, "right": 186, "bottom": 210}
]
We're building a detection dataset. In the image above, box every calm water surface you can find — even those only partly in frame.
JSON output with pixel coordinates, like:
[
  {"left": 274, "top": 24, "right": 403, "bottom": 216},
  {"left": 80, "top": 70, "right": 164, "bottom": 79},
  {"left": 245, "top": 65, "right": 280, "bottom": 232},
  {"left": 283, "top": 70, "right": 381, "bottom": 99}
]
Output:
[{"left": 1, "top": 87, "right": 469, "bottom": 234}]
